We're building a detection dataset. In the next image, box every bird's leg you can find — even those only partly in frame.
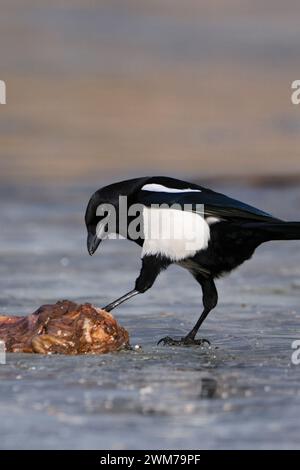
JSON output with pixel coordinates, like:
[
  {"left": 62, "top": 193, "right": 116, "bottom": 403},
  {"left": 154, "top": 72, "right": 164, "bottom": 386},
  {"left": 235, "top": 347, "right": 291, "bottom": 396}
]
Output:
[
  {"left": 103, "top": 255, "right": 169, "bottom": 312},
  {"left": 158, "top": 277, "right": 218, "bottom": 346},
  {"left": 103, "top": 289, "right": 140, "bottom": 312}
]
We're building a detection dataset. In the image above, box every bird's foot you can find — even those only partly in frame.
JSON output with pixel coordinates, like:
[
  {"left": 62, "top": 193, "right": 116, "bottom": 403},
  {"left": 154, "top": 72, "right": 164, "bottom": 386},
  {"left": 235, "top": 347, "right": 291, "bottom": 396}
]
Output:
[{"left": 157, "top": 335, "right": 210, "bottom": 347}]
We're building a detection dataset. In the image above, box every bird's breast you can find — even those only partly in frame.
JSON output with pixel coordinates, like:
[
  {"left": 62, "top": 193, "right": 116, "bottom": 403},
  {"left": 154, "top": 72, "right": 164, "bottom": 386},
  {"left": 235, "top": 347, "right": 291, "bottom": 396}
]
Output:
[{"left": 141, "top": 207, "right": 211, "bottom": 261}]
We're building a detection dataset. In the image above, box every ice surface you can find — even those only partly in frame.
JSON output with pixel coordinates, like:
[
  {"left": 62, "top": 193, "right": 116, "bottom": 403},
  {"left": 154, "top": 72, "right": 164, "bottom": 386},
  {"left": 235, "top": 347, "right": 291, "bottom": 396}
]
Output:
[{"left": 0, "top": 183, "right": 300, "bottom": 449}]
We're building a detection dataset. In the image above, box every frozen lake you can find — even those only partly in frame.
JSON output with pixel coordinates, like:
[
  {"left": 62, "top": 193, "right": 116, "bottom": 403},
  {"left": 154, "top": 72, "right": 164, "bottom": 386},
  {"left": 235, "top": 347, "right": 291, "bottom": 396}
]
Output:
[{"left": 0, "top": 181, "right": 300, "bottom": 449}]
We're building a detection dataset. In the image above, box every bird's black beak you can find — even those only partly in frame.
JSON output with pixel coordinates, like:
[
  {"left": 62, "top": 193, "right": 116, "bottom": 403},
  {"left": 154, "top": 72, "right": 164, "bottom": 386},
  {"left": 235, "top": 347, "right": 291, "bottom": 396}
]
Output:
[{"left": 87, "top": 233, "right": 101, "bottom": 256}]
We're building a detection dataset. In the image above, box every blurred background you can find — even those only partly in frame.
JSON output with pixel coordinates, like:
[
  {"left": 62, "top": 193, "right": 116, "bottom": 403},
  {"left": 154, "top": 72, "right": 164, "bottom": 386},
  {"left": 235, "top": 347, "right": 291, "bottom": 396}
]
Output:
[{"left": 1, "top": 0, "right": 300, "bottom": 185}]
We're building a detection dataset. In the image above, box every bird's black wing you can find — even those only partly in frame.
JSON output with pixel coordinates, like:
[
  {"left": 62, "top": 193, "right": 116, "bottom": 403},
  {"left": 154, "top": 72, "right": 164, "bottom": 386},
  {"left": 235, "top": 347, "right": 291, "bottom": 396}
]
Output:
[{"left": 135, "top": 176, "right": 281, "bottom": 223}]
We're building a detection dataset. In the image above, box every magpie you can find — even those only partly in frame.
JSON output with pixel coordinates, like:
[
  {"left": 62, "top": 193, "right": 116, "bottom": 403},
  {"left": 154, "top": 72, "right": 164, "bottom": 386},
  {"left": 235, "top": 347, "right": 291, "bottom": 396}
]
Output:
[{"left": 85, "top": 176, "right": 300, "bottom": 346}]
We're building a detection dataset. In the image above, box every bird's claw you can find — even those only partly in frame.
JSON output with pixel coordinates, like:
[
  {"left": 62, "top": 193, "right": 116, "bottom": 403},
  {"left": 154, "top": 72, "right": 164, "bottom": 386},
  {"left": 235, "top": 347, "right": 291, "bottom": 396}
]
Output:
[{"left": 157, "top": 336, "right": 210, "bottom": 347}]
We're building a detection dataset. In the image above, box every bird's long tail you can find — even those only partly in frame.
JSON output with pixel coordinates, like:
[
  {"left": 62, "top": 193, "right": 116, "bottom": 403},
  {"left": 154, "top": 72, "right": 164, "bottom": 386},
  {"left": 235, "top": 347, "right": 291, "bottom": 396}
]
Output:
[{"left": 245, "top": 221, "right": 300, "bottom": 242}]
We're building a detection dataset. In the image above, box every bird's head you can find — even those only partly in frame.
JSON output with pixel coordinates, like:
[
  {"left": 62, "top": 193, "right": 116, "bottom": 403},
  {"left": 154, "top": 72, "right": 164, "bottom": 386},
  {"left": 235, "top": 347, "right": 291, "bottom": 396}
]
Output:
[
  {"left": 85, "top": 177, "right": 150, "bottom": 256},
  {"left": 85, "top": 189, "right": 119, "bottom": 256}
]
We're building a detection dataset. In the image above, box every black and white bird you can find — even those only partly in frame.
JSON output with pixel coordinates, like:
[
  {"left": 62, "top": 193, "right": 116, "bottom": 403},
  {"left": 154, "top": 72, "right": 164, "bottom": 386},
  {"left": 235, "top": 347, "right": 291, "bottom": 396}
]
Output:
[{"left": 85, "top": 176, "right": 300, "bottom": 346}]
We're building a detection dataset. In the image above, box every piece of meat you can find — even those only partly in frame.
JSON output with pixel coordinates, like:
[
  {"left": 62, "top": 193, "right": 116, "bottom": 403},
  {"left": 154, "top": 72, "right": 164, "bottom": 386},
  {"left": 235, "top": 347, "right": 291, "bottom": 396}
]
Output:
[{"left": 0, "top": 300, "right": 130, "bottom": 355}]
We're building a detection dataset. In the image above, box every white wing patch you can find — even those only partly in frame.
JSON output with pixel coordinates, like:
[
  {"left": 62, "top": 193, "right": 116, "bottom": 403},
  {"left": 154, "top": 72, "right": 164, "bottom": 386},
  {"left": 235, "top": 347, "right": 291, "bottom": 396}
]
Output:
[
  {"left": 206, "top": 216, "right": 221, "bottom": 225},
  {"left": 141, "top": 183, "right": 201, "bottom": 193},
  {"left": 142, "top": 207, "right": 210, "bottom": 261}
]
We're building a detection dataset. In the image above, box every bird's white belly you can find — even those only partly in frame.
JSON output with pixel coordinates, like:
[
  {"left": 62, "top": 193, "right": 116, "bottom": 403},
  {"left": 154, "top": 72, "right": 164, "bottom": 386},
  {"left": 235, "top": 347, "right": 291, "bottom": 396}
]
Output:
[{"left": 141, "top": 207, "right": 210, "bottom": 261}]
